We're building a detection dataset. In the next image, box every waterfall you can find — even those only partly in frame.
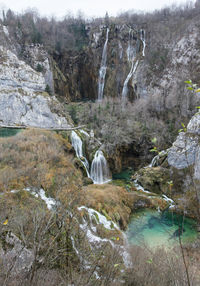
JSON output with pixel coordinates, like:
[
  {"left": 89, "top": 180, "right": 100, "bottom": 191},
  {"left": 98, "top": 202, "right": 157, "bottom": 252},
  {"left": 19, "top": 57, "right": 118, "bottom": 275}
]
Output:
[
  {"left": 97, "top": 28, "right": 109, "bottom": 101},
  {"left": 90, "top": 150, "right": 111, "bottom": 184},
  {"left": 71, "top": 131, "right": 90, "bottom": 177},
  {"left": 126, "top": 29, "right": 134, "bottom": 62},
  {"left": 122, "top": 60, "right": 139, "bottom": 99},
  {"left": 149, "top": 150, "right": 167, "bottom": 167},
  {"left": 71, "top": 131, "right": 111, "bottom": 185},
  {"left": 140, "top": 29, "right": 146, "bottom": 57},
  {"left": 149, "top": 154, "right": 159, "bottom": 167}
]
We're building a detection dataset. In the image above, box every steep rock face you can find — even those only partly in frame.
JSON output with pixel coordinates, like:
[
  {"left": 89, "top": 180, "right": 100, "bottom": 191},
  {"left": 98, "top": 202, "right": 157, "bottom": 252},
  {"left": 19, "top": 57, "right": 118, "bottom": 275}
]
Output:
[
  {"left": 22, "top": 44, "right": 55, "bottom": 93},
  {"left": 51, "top": 18, "right": 200, "bottom": 109},
  {"left": 53, "top": 24, "right": 145, "bottom": 102},
  {"left": 168, "top": 112, "right": 200, "bottom": 180},
  {"left": 167, "top": 112, "right": 200, "bottom": 217},
  {"left": 0, "top": 45, "right": 70, "bottom": 128}
]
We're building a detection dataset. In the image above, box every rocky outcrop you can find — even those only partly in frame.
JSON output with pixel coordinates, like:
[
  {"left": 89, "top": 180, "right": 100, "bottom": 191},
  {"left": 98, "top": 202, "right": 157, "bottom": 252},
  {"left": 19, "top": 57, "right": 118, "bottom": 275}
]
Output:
[
  {"left": 133, "top": 166, "right": 171, "bottom": 195},
  {"left": 168, "top": 112, "right": 200, "bottom": 179},
  {"left": 22, "top": 44, "right": 54, "bottom": 94},
  {"left": 1, "top": 232, "right": 33, "bottom": 274},
  {"left": 133, "top": 112, "right": 200, "bottom": 218},
  {"left": 0, "top": 45, "right": 71, "bottom": 128},
  {"left": 53, "top": 24, "right": 145, "bottom": 102}
]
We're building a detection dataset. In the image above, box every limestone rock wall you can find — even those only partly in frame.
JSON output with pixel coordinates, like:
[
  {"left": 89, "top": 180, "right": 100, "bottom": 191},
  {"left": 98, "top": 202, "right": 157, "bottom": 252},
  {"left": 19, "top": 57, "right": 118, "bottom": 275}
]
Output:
[{"left": 0, "top": 44, "right": 70, "bottom": 128}]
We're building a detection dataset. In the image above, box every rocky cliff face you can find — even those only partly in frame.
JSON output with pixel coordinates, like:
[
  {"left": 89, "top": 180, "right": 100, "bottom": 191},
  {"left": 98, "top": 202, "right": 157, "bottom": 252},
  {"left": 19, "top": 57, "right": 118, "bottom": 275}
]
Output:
[
  {"left": 49, "top": 16, "right": 200, "bottom": 110},
  {"left": 167, "top": 112, "right": 200, "bottom": 217},
  {"left": 135, "top": 111, "right": 200, "bottom": 218},
  {"left": 53, "top": 24, "right": 145, "bottom": 102},
  {"left": 0, "top": 24, "right": 71, "bottom": 128}
]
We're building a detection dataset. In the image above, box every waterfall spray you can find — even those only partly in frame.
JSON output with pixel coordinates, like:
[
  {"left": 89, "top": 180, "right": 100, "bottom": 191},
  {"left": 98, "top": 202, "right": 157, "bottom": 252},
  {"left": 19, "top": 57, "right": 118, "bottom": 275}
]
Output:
[
  {"left": 71, "top": 131, "right": 90, "bottom": 177},
  {"left": 90, "top": 150, "right": 111, "bottom": 184}
]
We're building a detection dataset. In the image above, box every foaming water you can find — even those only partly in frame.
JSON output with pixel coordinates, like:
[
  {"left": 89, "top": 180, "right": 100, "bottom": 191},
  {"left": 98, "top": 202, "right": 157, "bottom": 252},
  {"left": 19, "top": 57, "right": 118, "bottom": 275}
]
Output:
[
  {"left": 126, "top": 209, "right": 198, "bottom": 249},
  {"left": 98, "top": 28, "right": 109, "bottom": 101},
  {"left": 90, "top": 150, "right": 111, "bottom": 184}
]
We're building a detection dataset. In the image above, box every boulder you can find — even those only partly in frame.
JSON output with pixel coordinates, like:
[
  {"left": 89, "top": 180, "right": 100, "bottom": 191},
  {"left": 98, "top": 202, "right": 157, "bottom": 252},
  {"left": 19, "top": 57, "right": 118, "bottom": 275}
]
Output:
[{"left": 133, "top": 166, "right": 171, "bottom": 195}]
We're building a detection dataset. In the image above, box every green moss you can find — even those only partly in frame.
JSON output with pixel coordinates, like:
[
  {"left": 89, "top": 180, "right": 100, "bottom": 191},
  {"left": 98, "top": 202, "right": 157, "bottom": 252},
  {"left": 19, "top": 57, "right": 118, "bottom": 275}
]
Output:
[
  {"left": 102, "top": 209, "right": 112, "bottom": 221},
  {"left": 94, "top": 212, "right": 100, "bottom": 223}
]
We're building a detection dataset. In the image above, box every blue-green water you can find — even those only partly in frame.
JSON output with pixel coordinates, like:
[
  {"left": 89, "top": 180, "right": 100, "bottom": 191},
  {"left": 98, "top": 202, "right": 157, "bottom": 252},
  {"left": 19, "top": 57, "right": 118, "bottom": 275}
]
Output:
[
  {"left": 112, "top": 168, "right": 133, "bottom": 182},
  {"left": 0, "top": 128, "right": 21, "bottom": 137},
  {"left": 127, "top": 209, "right": 198, "bottom": 249}
]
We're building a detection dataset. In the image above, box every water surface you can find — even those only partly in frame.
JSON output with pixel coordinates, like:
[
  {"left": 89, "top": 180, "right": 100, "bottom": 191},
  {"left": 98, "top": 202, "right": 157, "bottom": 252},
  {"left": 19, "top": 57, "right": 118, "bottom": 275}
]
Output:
[
  {"left": 127, "top": 209, "right": 198, "bottom": 249},
  {"left": 0, "top": 128, "right": 21, "bottom": 137}
]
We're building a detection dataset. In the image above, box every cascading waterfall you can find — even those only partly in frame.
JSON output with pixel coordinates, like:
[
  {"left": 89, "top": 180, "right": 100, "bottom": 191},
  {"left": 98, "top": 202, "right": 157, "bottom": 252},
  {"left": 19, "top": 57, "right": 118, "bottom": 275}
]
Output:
[
  {"left": 140, "top": 29, "right": 146, "bottom": 57},
  {"left": 90, "top": 150, "right": 111, "bottom": 184},
  {"left": 122, "top": 60, "right": 139, "bottom": 99},
  {"left": 122, "top": 28, "right": 139, "bottom": 100},
  {"left": 97, "top": 28, "right": 109, "bottom": 101},
  {"left": 71, "top": 131, "right": 111, "bottom": 185},
  {"left": 71, "top": 131, "right": 90, "bottom": 177}
]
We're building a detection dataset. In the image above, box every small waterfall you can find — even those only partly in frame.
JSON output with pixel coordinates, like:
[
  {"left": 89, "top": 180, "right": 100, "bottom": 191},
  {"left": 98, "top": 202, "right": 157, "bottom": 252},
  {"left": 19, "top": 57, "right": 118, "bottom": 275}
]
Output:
[
  {"left": 90, "top": 150, "right": 111, "bottom": 184},
  {"left": 149, "top": 154, "right": 159, "bottom": 167},
  {"left": 140, "top": 29, "right": 146, "bottom": 57},
  {"left": 97, "top": 28, "right": 109, "bottom": 101},
  {"left": 149, "top": 150, "right": 167, "bottom": 168},
  {"left": 122, "top": 60, "right": 139, "bottom": 99},
  {"left": 71, "top": 131, "right": 90, "bottom": 177}
]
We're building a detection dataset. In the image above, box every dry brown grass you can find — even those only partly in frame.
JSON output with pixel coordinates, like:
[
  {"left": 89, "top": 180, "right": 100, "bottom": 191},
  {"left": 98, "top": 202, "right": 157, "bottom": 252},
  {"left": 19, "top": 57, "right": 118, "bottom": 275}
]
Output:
[
  {"left": 80, "top": 184, "right": 134, "bottom": 229},
  {"left": 0, "top": 129, "right": 82, "bottom": 198}
]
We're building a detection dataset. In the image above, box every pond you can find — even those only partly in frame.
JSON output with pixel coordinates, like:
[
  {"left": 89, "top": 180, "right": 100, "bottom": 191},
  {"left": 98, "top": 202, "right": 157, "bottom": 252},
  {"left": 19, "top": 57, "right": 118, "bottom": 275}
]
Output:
[
  {"left": 0, "top": 128, "right": 21, "bottom": 137},
  {"left": 126, "top": 209, "right": 198, "bottom": 249},
  {"left": 112, "top": 168, "right": 133, "bottom": 182}
]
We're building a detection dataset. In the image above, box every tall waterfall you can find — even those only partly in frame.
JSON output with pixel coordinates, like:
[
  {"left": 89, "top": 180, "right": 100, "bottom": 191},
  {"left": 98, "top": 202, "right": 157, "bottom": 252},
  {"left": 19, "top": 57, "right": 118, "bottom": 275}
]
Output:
[
  {"left": 126, "top": 29, "right": 135, "bottom": 62},
  {"left": 71, "top": 131, "right": 90, "bottom": 177},
  {"left": 140, "top": 29, "right": 146, "bottom": 57},
  {"left": 97, "top": 28, "right": 109, "bottom": 101},
  {"left": 90, "top": 150, "right": 111, "bottom": 184},
  {"left": 122, "top": 60, "right": 139, "bottom": 99}
]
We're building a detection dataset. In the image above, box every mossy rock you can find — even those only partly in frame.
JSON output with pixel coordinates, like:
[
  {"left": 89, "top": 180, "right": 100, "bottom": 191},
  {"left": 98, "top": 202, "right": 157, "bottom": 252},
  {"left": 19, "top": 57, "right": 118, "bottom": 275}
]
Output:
[
  {"left": 83, "top": 177, "right": 93, "bottom": 185},
  {"left": 134, "top": 166, "right": 171, "bottom": 195},
  {"left": 73, "top": 157, "right": 87, "bottom": 176}
]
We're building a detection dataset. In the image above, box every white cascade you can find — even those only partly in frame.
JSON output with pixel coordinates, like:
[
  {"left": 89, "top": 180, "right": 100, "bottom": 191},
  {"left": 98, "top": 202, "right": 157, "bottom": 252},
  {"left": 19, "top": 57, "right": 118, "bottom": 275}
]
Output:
[
  {"left": 71, "top": 131, "right": 90, "bottom": 177},
  {"left": 149, "top": 150, "right": 167, "bottom": 168},
  {"left": 122, "top": 60, "right": 139, "bottom": 99},
  {"left": 126, "top": 29, "right": 135, "bottom": 62},
  {"left": 97, "top": 28, "right": 109, "bottom": 101},
  {"left": 149, "top": 154, "right": 159, "bottom": 167},
  {"left": 140, "top": 29, "right": 146, "bottom": 57},
  {"left": 90, "top": 150, "right": 111, "bottom": 184}
]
